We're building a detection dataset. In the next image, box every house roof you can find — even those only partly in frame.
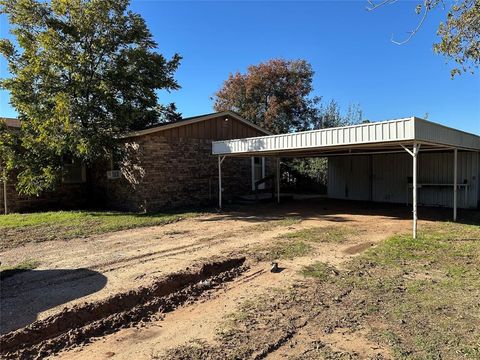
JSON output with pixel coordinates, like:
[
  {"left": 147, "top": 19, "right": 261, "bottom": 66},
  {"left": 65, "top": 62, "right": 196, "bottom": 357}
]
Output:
[
  {"left": 212, "top": 116, "right": 480, "bottom": 157},
  {"left": 1, "top": 117, "right": 21, "bottom": 128},
  {"left": 125, "top": 110, "right": 271, "bottom": 138},
  {"left": 1, "top": 111, "right": 270, "bottom": 138}
]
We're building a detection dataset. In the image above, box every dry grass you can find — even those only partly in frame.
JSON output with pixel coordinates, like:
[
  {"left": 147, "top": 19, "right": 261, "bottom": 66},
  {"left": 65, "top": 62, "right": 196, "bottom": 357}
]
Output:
[
  {"left": 255, "top": 224, "right": 355, "bottom": 261},
  {"left": 279, "top": 225, "right": 356, "bottom": 243}
]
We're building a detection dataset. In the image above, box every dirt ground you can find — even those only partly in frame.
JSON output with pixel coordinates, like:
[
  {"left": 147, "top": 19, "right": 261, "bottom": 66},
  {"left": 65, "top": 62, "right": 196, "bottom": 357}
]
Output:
[{"left": 0, "top": 198, "right": 459, "bottom": 359}]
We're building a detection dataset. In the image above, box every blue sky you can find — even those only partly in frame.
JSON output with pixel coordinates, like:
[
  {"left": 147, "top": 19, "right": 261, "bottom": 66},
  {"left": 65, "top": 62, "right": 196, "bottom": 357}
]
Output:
[{"left": 1, "top": 0, "right": 479, "bottom": 134}]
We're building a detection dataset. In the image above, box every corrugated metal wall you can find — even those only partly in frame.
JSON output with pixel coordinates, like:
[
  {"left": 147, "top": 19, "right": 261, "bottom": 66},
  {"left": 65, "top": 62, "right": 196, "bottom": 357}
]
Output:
[{"left": 328, "top": 151, "right": 479, "bottom": 209}]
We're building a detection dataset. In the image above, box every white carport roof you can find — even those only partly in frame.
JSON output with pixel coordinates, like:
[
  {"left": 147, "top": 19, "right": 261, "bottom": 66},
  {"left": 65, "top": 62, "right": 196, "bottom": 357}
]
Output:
[{"left": 212, "top": 117, "right": 480, "bottom": 157}]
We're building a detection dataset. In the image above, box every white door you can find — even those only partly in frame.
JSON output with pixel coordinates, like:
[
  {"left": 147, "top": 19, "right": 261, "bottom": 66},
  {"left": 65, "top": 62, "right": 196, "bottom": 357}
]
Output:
[{"left": 251, "top": 157, "right": 266, "bottom": 190}]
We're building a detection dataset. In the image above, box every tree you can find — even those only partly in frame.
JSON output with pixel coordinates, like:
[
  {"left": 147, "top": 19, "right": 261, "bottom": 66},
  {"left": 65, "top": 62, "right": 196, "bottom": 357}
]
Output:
[
  {"left": 213, "top": 59, "right": 321, "bottom": 134},
  {"left": 286, "top": 100, "right": 363, "bottom": 192},
  {"left": 434, "top": 0, "right": 479, "bottom": 77},
  {"left": 0, "top": 0, "right": 181, "bottom": 195},
  {"left": 0, "top": 122, "right": 17, "bottom": 180},
  {"left": 367, "top": 0, "right": 479, "bottom": 77},
  {"left": 314, "top": 100, "right": 363, "bottom": 129}
]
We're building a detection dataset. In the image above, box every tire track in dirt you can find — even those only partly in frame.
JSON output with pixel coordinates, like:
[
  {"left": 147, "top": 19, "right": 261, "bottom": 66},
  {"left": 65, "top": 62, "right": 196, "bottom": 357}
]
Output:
[
  {"left": 2, "top": 239, "right": 228, "bottom": 296},
  {"left": 4, "top": 219, "right": 300, "bottom": 297},
  {"left": 2, "top": 220, "right": 272, "bottom": 296},
  {"left": 0, "top": 257, "right": 248, "bottom": 360}
]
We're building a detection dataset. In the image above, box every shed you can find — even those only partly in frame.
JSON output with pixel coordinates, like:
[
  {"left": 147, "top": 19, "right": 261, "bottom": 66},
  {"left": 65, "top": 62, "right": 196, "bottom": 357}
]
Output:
[{"left": 212, "top": 117, "right": 480, "bottom": 238}]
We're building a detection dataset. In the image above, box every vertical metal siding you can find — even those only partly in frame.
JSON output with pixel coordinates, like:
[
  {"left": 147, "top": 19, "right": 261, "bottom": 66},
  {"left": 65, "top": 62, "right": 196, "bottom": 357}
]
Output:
[
  {"left": 328, "top": 151, "right": 479, "bottom": 209},
  {"left": 327, "top": 155, "right": 371, "bottom": 201},
  {"left": 372, "top": 153, "right": 410, "bottom": 204}
]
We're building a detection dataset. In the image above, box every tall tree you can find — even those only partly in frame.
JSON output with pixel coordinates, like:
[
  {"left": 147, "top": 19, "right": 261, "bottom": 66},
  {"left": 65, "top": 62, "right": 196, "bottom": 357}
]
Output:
[
  {"left": 313, "top": 100, "right": 363, "bottom": 129},
  {"left": 0, "top": 121, "right": 17, "bottom": 182},
  {"left": 367, "top": 0, "right": 479, "bottom": 77},
  {"left": 0, "top": 0, "right": 181, "bottom": 195},
  {"left": 287, "top": 100, "right": 363, "bottom": 190},
  {"left": 213, "top": 59, "right": 321, "bottom": 134}
]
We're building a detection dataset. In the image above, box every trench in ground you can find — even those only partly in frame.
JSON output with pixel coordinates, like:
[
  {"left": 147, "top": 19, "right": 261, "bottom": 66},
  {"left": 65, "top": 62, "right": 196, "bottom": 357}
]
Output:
[{"left": 0, "top": 257, "right": 247, "bottom": 359}]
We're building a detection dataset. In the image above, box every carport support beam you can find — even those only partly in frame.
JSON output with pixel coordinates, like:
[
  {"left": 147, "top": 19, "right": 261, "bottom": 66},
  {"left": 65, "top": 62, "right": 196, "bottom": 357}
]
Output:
[
  {"left": 453, "top": 148, "right": 457, "bottom": 221},
  {"left": 218, "top": 155, "right": 226, "bottom": 209},
  {"left": 401, "top": 143, "right": 420, "bottom": 239},
  {"left": 412, "top": 143, "right": 419, "bottom": 239}
]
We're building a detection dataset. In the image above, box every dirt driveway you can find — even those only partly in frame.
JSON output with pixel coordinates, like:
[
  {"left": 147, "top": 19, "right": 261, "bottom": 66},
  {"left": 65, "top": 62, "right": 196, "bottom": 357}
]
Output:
[{"left": 0, "top": 199, "right": 449, "bottom": 359}]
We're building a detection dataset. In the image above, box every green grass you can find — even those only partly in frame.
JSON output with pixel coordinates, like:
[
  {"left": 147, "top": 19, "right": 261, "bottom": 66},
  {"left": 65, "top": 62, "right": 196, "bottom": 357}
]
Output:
[
  {"left": 279, "top": 225, "right": 355, "bottom": 243},
  {"left": 300, "top": 261, "right": 337, "bottom": 281},
  {"left": 255, "top": 225, "right": 354, "bottom": 261},
  {"left": 336, "top": 221, "right": 480, "bottom": 359},
  {"left": 0, "top": 210, "right": 201, "bottom": 249},
  {"left": 263, "top": 240, "right": 312, "bottom": 260},
  {"left": 250, "top": 216, "right": 302, "bottom": 232},
  {"left": 0, "top": 259, "right": 40, "bottom": 280}
]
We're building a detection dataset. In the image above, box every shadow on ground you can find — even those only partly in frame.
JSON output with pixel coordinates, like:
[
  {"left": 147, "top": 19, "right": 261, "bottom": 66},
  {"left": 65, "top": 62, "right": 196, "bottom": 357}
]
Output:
[
  {"left": 0, "top": 268, "right": 107, "bottom": 335},
  {"left": 203, "top": 197, "right": 480, "bottom": 226}
]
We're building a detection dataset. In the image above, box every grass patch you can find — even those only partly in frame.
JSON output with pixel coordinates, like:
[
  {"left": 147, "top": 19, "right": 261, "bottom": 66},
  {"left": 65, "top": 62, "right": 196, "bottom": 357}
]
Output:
[
  {"left": 260, "top": 240, "right": 312, "bottom": 260},
  {"left": 0, "top": 259, "right": 40, "bottom": 280},
  {"left": 198, "top": 216, "right": 302, "bottom": 244},
  {"left": 254, "top": 225, "right": 354, "bottom": 261},
  {"left": 250, "top": 216, "right": 302, "bottom": 232},
  {"left": 0, "top": 210, "right": 201, "bottom": 249},
  {"left": 300, "top": 261, "right": 337, "bottom": 281},
  {"left": 334, "top": 221, "right": 480, "bottom": 359},
  {"left": 279, "top": 225, "right": 354, "bottom": 243}
]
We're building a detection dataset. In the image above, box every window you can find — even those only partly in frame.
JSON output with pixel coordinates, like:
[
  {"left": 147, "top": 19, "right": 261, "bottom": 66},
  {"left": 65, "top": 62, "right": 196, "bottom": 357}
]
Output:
[
  {"left": 106, "top": 150, "right": 123, "bottom": 179},
  {"left": 109, "top": 149, "right": 123, "bottom": 171},
  {"left": 62, "top": 159, "right": 86, "bottom": 184}
]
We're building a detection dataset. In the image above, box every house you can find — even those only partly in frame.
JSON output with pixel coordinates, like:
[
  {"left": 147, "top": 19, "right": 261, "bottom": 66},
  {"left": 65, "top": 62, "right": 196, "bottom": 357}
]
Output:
[{"left": 1, "top": 111, "right": 271, "bottom": 213}]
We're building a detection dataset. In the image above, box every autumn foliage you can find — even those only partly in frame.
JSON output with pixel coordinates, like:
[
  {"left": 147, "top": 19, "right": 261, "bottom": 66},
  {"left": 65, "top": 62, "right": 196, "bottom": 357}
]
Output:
[{"left": 214, "top": 59, "right": 321, "bottom": 134}]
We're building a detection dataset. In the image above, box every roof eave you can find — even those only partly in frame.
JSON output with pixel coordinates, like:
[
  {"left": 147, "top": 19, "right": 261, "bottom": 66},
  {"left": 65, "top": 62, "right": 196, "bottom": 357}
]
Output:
[{"left": 122, "top": 110, "right": 271, "bottom": 139}]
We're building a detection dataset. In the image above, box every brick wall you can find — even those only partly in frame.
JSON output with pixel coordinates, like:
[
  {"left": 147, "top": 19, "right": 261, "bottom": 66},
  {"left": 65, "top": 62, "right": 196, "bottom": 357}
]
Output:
[
  {"left": 0, "top": 173, "right": 87, "bottom": 214},
  {"left": 90, "top": 135, "right": 254, "bottom": 212}
]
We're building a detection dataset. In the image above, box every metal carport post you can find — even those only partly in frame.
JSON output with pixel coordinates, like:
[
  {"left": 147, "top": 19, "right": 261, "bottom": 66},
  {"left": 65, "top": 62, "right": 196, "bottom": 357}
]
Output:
[
  {"left": 453, "top": 147, "right": 458, "bottom": 221},
  {"left": 401, "top": 143, "right": 420, "bottom": 239}
]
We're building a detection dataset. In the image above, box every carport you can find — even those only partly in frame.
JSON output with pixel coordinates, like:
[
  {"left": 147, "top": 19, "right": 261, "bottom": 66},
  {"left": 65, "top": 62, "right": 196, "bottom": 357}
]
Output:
[{"left": 212, "top": 117, "right": 480, "bottom": 238}]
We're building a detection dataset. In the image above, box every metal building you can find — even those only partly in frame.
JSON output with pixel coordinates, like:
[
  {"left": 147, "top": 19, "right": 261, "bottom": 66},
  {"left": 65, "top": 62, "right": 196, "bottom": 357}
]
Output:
[{"left": 212, "top": 117, "right": 480, "bottom": 238}]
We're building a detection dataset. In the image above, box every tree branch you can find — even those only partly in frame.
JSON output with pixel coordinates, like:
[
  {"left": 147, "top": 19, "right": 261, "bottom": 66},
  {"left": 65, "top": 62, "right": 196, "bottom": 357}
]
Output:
[
  {"left": 366, "top": 0, "right": 400, "bottom": 12},
  {"left": 367, "top": 0, "right": 435, "bottom": 45},
  {"left": 391, "top": 2, "right": 430, "bottom": 45}
]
